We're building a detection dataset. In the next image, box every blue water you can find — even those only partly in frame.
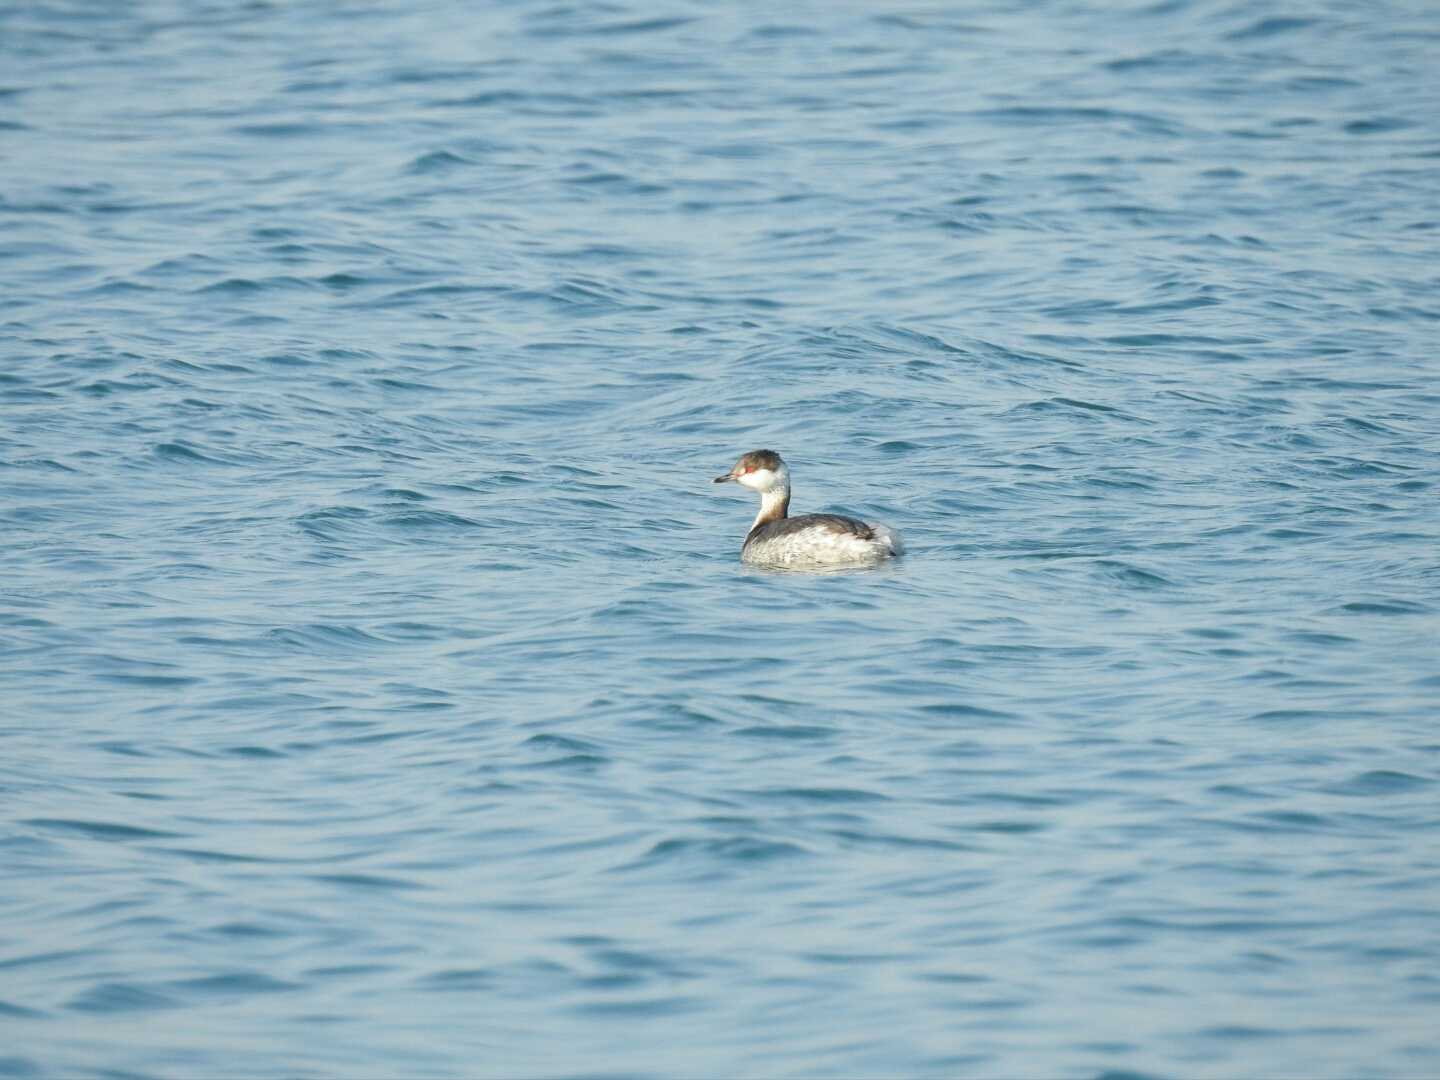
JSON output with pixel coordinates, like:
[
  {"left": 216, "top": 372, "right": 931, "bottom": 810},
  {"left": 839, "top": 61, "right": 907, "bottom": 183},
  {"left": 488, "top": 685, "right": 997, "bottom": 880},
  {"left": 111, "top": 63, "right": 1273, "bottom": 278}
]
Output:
[{"left": 3, "top": 1, "right": 1439, "bottom": 1076}]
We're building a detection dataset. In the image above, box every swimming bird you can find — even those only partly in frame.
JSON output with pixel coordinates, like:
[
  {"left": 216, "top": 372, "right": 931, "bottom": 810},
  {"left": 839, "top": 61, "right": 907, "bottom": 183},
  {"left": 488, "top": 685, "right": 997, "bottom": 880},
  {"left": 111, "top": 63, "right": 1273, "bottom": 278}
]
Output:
[{"left": 712, "top": 449, "right": 903, "bottom": 568}]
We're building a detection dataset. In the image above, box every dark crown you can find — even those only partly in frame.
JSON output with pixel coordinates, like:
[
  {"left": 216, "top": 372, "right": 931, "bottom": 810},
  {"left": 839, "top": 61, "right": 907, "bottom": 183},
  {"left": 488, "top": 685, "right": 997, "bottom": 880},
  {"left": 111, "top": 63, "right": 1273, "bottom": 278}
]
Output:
[{"left": 738, "top": 449, "right": 784, "bottom": 471}]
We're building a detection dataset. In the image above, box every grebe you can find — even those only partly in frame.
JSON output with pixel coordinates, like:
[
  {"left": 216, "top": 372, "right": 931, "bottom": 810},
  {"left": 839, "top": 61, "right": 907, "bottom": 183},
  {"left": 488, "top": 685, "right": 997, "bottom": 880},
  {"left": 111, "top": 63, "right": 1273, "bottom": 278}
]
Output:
[{"left": 712, "top": 450, "right": 903, "bottom": 568}]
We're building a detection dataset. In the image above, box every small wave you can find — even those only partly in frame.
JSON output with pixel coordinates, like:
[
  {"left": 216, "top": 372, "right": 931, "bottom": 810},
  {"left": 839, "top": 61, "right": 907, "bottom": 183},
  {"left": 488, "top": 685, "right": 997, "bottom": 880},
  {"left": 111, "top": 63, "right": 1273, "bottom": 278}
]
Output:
[
  {"left": 516, "top": 753, "right": 610, "bottom": 772},
  {"left": 309, "top": 873, "right": 429, "bottom": 891},
  {"left": 749, "top": 786, "right": 889, "bottom": 804},
  {"left": 152, "top": 441, "right": 233, "bottom": 465},
  {"left": 264, "top": 624, "right": 390, "bottom": 652},
  {"left": 522, "top": 733, "right": 604, "bottom": 754},
  {"left": 525, "top": 15, "right": 697, "bottom": 40},
  {"left": 917, "top": 703, "right": 1018, "bottom": 720},
  {"left": 23, "top": 819, "right": 184, "bottom": 842},
  {"left": 1091, "top": 560, "right": 1175, "bottom": 589},
  {"left": 732, "top": 724, "right": 834, "bottom": 741},
  {"left": 1336, "top": 599, "right": 1430, "bottom": 616},
  {"left": 417, "top": 968, "right": 495, "bottom": 991},
  {"left": 168, "top": 972, "right": 301, "bottom": 998},
  {"left": 405, "top": 149, "right": 474, "bottom": 174},
  {"left": 1226, "top": 16, "right": 1318, "bottom": 40},
  {"left": 231, "top": 122, "right": 323, "bottom": 137},
  {"left": 1104, "top": 49, "right": 1209, "bottom": 73},
  {"left": 296, "top": 505, "right": 371, "bottom": 541},
  {"left": 67, "top": 982, "right": 178, "bottom": 1014},
  {"left": 95, "top": 672, "right": 200, "bottom": 688},
  {"left": 1344, "top": 117, "right": 1416, "bottom": 135},
  {"left": 624, "top": 835, "right": 810, "bottom": 871},
  {"left": 164, "top": 847, "right": 275, "bottom": 865},
  {"left": 318, "top": 271, "right": 369, "bottom": 289},
  {"left": 193, "top": 275, "right": 315, "bottom": 294},
  {"left": 383, "top": 509, "right": 481, "bottom": 530},
  {"left": 1325, "top": 770, "right": 1432, "bottom": 796}
]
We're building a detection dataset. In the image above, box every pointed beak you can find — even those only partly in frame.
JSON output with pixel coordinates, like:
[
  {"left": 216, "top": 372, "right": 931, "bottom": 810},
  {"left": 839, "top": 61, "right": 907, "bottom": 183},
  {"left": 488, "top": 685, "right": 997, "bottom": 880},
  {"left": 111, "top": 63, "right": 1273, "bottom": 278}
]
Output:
[{"left": 713, "top": 472, "right": 737, "bottom": 484}]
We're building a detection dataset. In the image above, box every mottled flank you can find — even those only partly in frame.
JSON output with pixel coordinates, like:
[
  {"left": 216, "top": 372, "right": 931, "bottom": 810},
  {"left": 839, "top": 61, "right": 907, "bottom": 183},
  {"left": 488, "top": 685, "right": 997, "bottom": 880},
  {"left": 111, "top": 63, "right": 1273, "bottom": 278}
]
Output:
[
  {"left": 2, "top": 0, "right": 1439, "bottom": 1078},
  {"left": 744, "top": 513, "right": 901, "bottom": 567}
]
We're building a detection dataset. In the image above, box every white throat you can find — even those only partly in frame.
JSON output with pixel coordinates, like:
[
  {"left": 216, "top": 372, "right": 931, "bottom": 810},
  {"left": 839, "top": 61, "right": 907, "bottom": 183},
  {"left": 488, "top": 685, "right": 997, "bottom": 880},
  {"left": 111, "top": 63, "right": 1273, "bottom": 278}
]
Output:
[
  {"left": 747, "top": 466, "right": 791, "bottom": 530},
  {"left": 753, "top": 490, "right": 788, "bottom": 531}
]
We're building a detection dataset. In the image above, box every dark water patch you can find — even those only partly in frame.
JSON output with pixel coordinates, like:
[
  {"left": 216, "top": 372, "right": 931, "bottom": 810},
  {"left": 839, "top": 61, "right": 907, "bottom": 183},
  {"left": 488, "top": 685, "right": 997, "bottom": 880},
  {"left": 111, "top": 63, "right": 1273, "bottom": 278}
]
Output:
[
  {"left": 1, "top": 387, "right": 62, "bottom": 403},
  {"left": 417, "top": 968, "right": 495, "bottom": 991},
  {"left": 827, "top": 828, "right": 973, "bottom": 852},
  {"left": 75, "top": 279, "right": 157, "bottom": 299},
  {"left": 1185, "top": 627, "right": 1240, "bottom": 640},
  {"left": 622, "top": 835, "right": 810, "bottom": 873},
  {"left": 377, "top": 487, "right": 430, "bottom": 502},
  {"left": 748, "top": 787, "right": 889, "bottom": 805},
  {"left": 405, "top": 149, "right": 476, "bottom": 174},
  {"left": 733, "top": 724, "right": 835, "bottom": 741},
  {"left": 917, "top": 703, "right": 1017, "bottom": 721},
  {"left": 263, "top": 624, "right": 391, "bottom": 653},
  {"left": 627, "top": 703, "right": 724, "bottom": 732},
  {"left": 78, "top": 376, "right": 171, "bottom": 397},
  {"left": 231, "top": 122, "right": 326, "bottom": 138},
  {"left": 877, "top": 439, "right": 920, "bottom": 454},
  {"left": 527, "top": 14, "right": 698, "bottom": 39},
  {"left": 1226, "top": 16, "right": 1317, "bottom": 39},
  {"left": 67, "top": 982, "right": 179, "bottom": 1014},
  {"left": 95, "top": 672, "right": 201, "bottom": 688},
  {"left": 375, "top": 622, "right": 451, "bottom": 641},
  {"left": 382, "top": 509, "right": 482, "bottom": 531},
  {"left": 1194, "top": 1023, "right": 1286, "bottom": 1040},
  {"left": 1325, "top": 771, "right": 1432, "bottom": 797},
  {"left": 23, "top": 819, "right": 184, "bottom": 842},
  {"left": 1345, "top": 117, "right": 1415, "bottom": 135},
  {"left": 223, "top": 744, "right": 288, "bottom": 758},
  {"left": 0, "top": 949, "right": 91, "bottom": 973},
  {"left": 516, "top": 753, "right": 610, "bottom": 773},
  {"left": 167, "top": 973, "right": 301, "bottom": 998},
  {"left": 1236, "top": 810, "right": 1338, "bottom": 833},
  {"left": 1007, "top": 398, "right": 1144, "bottom": 423},
  {"left": 309, "top": 873, "right": 429, "bottom": 891},
  {"left": 386, "top": 65, "right": 488, "bottom": 85},
  {"left": 162, "top": 847, "right": 277, "bottom": 865},
  {"left": 522, "top": 733, "right": 605, "bottom": 755},
  {"left": 307, "top": 963, "right": 394, "bottom": 981},
  {"left": 1335, "top": 599, "right": 1430, "bottom": 616},
  {"left": 568, "top": 995, "right": 701, "bottom": 1018},
  {"left": 436, "top": 89, "right": 592, "bottom": 113},
  {"left": 296, "top": 505, "right": 372, "bottom": 540},
  {"left": 209, "top": 922, "right": 290, "bottom": 940},
  {"left": 1283, "top": 630, "right": 1355, "bottom": 646},
  {"left": 1091, "top": 561, "right": 1175, "bottom": 589},
  {"left": 193, "top": 276, "right": 268, "bottom": 295},
  {"left": 970, "top": 820, "right": 1048, "bottom": 835},
  {"left": 319, "top": 271, "right": 370, "bottom": 290},
  {"left": 258, "top": 351, "right": 317, "bottom": 368},
  {"left": 972, "top": 106, "right": 1183, "bottom": 137},
  {"left": 151, "top": 441, "right": 237, "bottom": 467},
  {"left": 1104, "top": 49, "right": 1212, "bottom": 73},
  {"left": 1247, "top": 709, "right": 1334, "bottom": 725}
]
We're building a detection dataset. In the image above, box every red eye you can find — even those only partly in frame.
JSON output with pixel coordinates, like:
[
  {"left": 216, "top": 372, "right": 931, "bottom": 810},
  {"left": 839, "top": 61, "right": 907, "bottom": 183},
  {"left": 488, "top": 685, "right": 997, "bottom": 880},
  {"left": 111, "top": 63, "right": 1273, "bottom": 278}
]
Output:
[{"left": 742, "top": 466, "right": 755, "bottom": 474}]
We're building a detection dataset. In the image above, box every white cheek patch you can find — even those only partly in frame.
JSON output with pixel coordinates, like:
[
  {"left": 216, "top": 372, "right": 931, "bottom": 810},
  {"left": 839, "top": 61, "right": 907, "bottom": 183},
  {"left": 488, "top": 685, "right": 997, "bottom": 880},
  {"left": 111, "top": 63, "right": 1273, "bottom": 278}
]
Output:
[{"left": 738, "top": 468, "right": 774, "bottom": 491}]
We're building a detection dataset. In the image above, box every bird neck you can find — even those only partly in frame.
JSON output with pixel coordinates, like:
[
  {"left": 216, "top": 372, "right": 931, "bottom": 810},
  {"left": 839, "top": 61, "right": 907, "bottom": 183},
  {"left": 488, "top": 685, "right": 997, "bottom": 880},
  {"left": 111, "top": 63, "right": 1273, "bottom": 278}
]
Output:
[{"left": 752, "top": 486, "right": 790, "bottom": 531}]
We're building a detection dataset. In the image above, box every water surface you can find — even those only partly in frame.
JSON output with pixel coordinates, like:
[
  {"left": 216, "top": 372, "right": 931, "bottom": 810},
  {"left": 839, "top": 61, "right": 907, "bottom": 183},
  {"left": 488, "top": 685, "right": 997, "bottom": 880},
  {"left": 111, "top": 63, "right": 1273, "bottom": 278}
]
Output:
[{"left": 2, "top": 1, "right": 1439, "bottom": 1077}]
